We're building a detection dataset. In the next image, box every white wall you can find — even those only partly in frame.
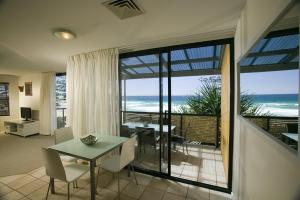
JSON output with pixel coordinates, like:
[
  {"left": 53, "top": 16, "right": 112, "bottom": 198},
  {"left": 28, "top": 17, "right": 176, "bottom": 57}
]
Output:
[
  {"left": 233, "top": 0, "right": 300, "bottom": 199},
  {"left": 18, "top": 73, "right": 41, "bottom": 110},
  {"left": 0, "top": 75, "right": 19, "bottom": 133}
]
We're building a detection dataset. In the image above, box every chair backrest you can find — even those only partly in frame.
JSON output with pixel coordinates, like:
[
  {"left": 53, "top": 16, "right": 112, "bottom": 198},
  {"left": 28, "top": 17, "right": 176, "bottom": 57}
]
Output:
[
  {"left": 120, "top": 125, "right": 131, "bottom": 138},
  {"left": 136, "top": 127, "right": 156, "bottom": 146},
  {"left": 120, "top": 135, "right": 137, "bottom": 169},
  {"left": 54, "top": 127, "right": 73, "bottom": 144},
  {"left": 41, "top": 148, "right": 66, "bottom": 181},
  {"left": 183, "top": 122, "right": 192, "bottom": 138},
  {"left": 287, "top": 123, "right": 298, "bottom": 133}
]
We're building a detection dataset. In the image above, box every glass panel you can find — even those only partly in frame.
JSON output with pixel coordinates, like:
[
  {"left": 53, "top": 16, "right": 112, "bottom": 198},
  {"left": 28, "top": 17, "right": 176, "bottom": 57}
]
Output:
[
  {"left": 56, "top": 75, "right": 67, "bottom": 128},
  {"left": 0, "top": 83, "right": 9, "bottom": 116},
  {"left": 120, "top": 41, "right": 233, "bottom": 190},
  {"left": 121, "top": 53, "right": 161, "bottom": 172},
  {"left": 161, "top": 52, "right": 169, "bottom": 174},
  {"left": 239, "top": 8, "right": 299, "bottom": 152},
  {"left": 170, "top": 44, "right": 229, "bottom": 188}
]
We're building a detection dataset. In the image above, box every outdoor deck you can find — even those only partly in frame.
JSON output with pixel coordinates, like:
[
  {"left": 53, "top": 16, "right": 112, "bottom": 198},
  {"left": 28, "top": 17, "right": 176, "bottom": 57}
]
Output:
[{"left": 134, "top": 144, "right": 227, "bottom": 188}]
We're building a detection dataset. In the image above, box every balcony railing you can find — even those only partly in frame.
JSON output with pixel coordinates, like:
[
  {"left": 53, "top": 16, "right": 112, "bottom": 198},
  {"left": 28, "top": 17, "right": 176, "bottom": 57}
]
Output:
[
  {"left": 56, "top": 108, "right": 67, "bottom": 129},
  {"left": 122, "top": 111, "right": 299, "bottom": 149},
  {"left": 122, "top": 111, "right": 219, "bottom": 146}
]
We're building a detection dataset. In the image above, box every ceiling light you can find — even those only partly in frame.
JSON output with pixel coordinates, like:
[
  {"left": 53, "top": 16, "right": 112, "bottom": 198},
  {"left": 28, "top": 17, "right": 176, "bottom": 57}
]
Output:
[{"left": 53, "top": 29, "right": 76, "bottom": 40}]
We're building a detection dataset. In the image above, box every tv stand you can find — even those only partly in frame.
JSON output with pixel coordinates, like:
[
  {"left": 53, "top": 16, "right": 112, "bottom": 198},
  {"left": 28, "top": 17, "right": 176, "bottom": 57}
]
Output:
[{"left": 4, "top": 119, "right": 39, "bottom": 137}]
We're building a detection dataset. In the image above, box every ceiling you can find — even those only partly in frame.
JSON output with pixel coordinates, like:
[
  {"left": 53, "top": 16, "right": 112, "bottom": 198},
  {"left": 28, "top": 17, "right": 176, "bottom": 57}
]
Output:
[{"left": 0, "top": 0, "right": 245, "bottom": 75}]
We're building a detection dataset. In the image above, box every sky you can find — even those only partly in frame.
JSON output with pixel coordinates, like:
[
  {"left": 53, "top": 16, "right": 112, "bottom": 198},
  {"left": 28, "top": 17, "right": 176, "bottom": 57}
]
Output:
[{"left": 123, "top": 70, "right": 299, "bottom": 96}]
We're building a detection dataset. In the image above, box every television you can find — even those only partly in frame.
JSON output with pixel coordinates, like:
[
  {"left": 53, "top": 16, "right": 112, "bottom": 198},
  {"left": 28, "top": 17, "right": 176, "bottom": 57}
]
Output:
[{"left": 21, "top": 107, "right": 31, "bottom": 121}]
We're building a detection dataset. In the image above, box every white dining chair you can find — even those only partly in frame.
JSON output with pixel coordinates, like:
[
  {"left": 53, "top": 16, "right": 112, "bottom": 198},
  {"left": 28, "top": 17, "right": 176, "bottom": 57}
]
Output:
[
  {"left": 54, "top": 127, "right": 78, "bottom": 163},
  {"left": 41, "top": 147, "right": 89, "bottom": 200},
  {"left": 97, "top": 135, "right": 138, "bottom": 199}
]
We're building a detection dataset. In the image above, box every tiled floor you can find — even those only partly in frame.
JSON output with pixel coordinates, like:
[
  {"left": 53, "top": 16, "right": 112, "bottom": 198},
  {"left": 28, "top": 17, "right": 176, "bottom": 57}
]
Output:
[
  {"left": 0, "top": 165, "right": 231, "bottom": 200},
  {"left": 135, "top": 144, "right": 227, "bottom": 187}
]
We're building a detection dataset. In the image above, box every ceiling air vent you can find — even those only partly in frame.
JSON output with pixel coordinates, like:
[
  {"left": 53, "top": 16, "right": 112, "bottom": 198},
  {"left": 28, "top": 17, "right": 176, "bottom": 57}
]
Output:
[{"left": 102, "top": 0, "right": 144, "bottom": 19}]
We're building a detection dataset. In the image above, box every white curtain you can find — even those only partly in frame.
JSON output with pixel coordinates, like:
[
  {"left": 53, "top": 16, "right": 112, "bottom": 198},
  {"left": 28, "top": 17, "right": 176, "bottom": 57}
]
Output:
[
  {"left": 66, "top": 48, "right": 119, "bottom": 138},
  {"left": 40, "top": 72, "right": 57, "bottom": 135}
]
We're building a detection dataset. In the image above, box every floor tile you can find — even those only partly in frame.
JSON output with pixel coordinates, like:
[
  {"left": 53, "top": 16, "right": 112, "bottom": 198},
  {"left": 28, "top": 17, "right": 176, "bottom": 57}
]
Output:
[
  {"left": 1, "top": 190, "right": 24, "bottom": 200},
  {"left": 148, "top": 177, "right": 170, "bottom": 191},
  {"left": 105, "top": 177, "right": 130, "bottom": 193},
  {"left": 166, "top": 181, "right": 188, "bottom": 197},
  {"left": 187, "top": 185, "right": 209, "bottom": 200},
  {"left": 0, "top": 182, "right": 13, "bottom": 197},
  {"left": 210, "top": 190, "right": 232, "bottom": 200},
  {"left": 17, "top": 178, "right": 47, "bottom": 195},
  {"left": 163, "top": 192, "right": 185, "bottom": 200},
  {"left": 0, "top": 174, "right": 26, "bottom": 185},
  {"left": 139, "top": 187, "right": 165, "bottom": 200},
  {"left": 135, "top": 173, "right": 152, "bottom": 186},
  {"left": 28, "top": 167, "right": 46, "bottom": 179},
  {"left": 7, "top": 175, "right": 36, "bottom": 190},
  {"left": 122, "top": 182, "right": 145, "bottom": 199}
]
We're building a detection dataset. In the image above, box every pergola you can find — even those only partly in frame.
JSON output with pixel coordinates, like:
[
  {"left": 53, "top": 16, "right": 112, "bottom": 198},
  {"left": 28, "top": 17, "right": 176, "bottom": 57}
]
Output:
[
  {"left": 240, "top": 31, "right": 299, "bottom": 73},
  {"left": 120, "top": 44, "right": 225, "bottom": 80}
]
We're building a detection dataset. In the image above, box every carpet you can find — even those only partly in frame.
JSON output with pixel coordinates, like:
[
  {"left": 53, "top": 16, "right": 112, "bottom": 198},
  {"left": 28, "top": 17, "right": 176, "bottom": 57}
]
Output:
[{"left": 0, "top": 133, "right": 54, "bottom": 177}]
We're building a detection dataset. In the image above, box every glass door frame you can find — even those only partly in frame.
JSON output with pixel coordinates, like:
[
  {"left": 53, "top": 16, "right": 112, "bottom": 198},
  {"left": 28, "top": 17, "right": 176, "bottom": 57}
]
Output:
[{"left": 119, "top": 38, "right": 235, "bottom": 194}]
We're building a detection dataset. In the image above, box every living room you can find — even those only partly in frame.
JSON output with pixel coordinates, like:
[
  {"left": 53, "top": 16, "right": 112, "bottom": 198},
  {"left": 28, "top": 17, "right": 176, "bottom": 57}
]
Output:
[{"left": 0, "top": 1, "right": 299, "bottom": 200}]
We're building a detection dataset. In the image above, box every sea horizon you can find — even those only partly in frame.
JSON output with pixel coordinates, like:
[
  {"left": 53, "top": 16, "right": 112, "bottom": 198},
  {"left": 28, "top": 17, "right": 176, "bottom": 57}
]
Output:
[{"left": 121, "top": 94, "right": 299, "bottom": 117}]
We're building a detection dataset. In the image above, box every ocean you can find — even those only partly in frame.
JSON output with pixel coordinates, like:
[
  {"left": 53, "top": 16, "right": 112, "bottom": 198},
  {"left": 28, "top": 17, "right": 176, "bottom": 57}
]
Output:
[{"left": 122, "top": 94, "right": 299, "bottom": 117}]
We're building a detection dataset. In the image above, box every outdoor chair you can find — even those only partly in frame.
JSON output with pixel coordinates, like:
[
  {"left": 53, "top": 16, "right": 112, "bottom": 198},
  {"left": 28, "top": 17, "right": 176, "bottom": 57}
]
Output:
[
  {"left": 287, "top": 123, "right": 298, "bottom": 133},
  {"left": 171, "top": 122, "right": 191, "bottom": 154},
  {"left": 136, "top": 127, "right": 159, "bottom": 158},
  {"left": 120, "top": 125, "right": 132, "bottom": 138}
]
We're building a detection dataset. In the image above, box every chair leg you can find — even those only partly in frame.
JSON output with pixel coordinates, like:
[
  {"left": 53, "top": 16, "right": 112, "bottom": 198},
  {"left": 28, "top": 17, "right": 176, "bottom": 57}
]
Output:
[
  {"left": 130, "top": 163, "right": 138, "bottom": 185},
  {"left": 96, "top": 167, "right": 101, "bottom": 189},
  {"left": 72, "top": 182, "right": 75, "bottom": 188},
  {"left": 127, "top": 165, "right": 131, "bottom": 177},
  {"left": 117, "top": 172, "right": 120, "bottom": 200},
  {"left": 45, "top": 180, "right": 51, "bottom": 200},
  {"left": 67, "top": 183, "right": 70, "bottom": 200},
  {"left": 186, "top": 143, "right": 189, "bottom": 154}
]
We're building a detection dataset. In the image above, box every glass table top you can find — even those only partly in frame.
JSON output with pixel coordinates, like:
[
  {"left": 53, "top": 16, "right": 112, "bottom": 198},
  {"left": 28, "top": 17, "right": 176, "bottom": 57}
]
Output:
[{"left": 49, "top": 135, "right": 128, "bottom": 160}]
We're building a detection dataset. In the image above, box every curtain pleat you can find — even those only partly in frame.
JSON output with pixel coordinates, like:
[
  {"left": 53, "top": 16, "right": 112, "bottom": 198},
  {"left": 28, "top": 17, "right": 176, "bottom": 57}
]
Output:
[
  {"left": 40, "top": 72, "right": 57, "bottom": 135},
  {"left": 66, "top": 48, "right": 119, "bottom": 138}
]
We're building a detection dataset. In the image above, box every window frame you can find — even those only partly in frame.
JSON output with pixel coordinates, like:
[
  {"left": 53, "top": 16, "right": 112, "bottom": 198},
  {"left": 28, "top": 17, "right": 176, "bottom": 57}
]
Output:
[{"left": 0, "top": 82, "right": 10, "bottom": 116}]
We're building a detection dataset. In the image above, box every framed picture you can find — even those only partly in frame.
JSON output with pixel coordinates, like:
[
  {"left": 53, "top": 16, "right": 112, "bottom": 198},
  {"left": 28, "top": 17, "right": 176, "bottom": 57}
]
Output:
[{"left": 25, "top": 82, "right": 32, "bottom": 96}]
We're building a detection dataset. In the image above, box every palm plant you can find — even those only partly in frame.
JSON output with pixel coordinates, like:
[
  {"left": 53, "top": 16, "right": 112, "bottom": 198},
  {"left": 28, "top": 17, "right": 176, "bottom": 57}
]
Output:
[{"left": 178, "top": 76, "right": 263, "bottom": 116}]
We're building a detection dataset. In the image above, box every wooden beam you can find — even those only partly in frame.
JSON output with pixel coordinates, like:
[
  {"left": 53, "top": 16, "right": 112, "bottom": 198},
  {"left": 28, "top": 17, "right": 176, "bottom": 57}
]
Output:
[
  {"left": 124, "top": 68, "right": 221, "bottom": 79},
  {"left": 135, "top": 56, "right": 155, "bottom": 73},
  {"left": 218, "top": 45, "right": 226, "bottom": 70},
  {"left": 183, "top": 49, "right": 193, "bottom": 70},
  {"left": 247, "top": 47, "right": 298, "bottom": 58},
  {"left": 249, "top": 38, "right": 271, "bottom": 65},
  {"left": 240, "top": 62, "right": 298, "bottom": 73},
  {"left": 123, "top": 56, "right": 219, "bottom": 70}
]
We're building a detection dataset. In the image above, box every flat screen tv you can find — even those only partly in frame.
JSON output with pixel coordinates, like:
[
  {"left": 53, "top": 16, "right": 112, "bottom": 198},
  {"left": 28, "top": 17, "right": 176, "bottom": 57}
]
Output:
[{"left": 21, "top": 107, "right": 31, "bottom": 121}]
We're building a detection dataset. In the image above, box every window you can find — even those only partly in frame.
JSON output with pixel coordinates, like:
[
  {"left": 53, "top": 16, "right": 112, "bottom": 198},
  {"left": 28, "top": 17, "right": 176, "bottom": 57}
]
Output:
[
  {"left": 56, "top": 74, "right": 66, "bottom": 128},
  {"left": 239, "top": 27, "right": 299, "bottom": 151},
  {"left": 0, "top": 83, "right": 9, "bottom": 116}
]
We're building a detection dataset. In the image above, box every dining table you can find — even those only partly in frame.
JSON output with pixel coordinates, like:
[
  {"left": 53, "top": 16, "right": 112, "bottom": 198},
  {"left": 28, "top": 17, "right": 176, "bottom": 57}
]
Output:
[{"left": 49, "top": 135, "right": 128, "bottom": 200}]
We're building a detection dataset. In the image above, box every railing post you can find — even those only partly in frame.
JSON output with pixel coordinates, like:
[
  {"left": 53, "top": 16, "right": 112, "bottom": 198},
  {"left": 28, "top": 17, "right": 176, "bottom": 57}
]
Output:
[
  {"left": 62, "top": 108, "right": 65, "bottom": 127},
  {"left": 180, "top": 114, "right": 183, "bottom": 137},
  {"left": 215, "top": 116, "right": 219, "bottom": 148},
  {"left": 267, "top": 117, "right": 270, "bottom": 132}
]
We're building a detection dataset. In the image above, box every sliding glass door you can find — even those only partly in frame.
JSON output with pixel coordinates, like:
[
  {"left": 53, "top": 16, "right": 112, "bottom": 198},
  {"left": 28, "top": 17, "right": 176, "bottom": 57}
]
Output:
[
  {"left": 119, "top": 38, "right": 234, "bottom": 193},
  {"left": 120, "top": 53, "right": 169, "bottom": 174}
]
